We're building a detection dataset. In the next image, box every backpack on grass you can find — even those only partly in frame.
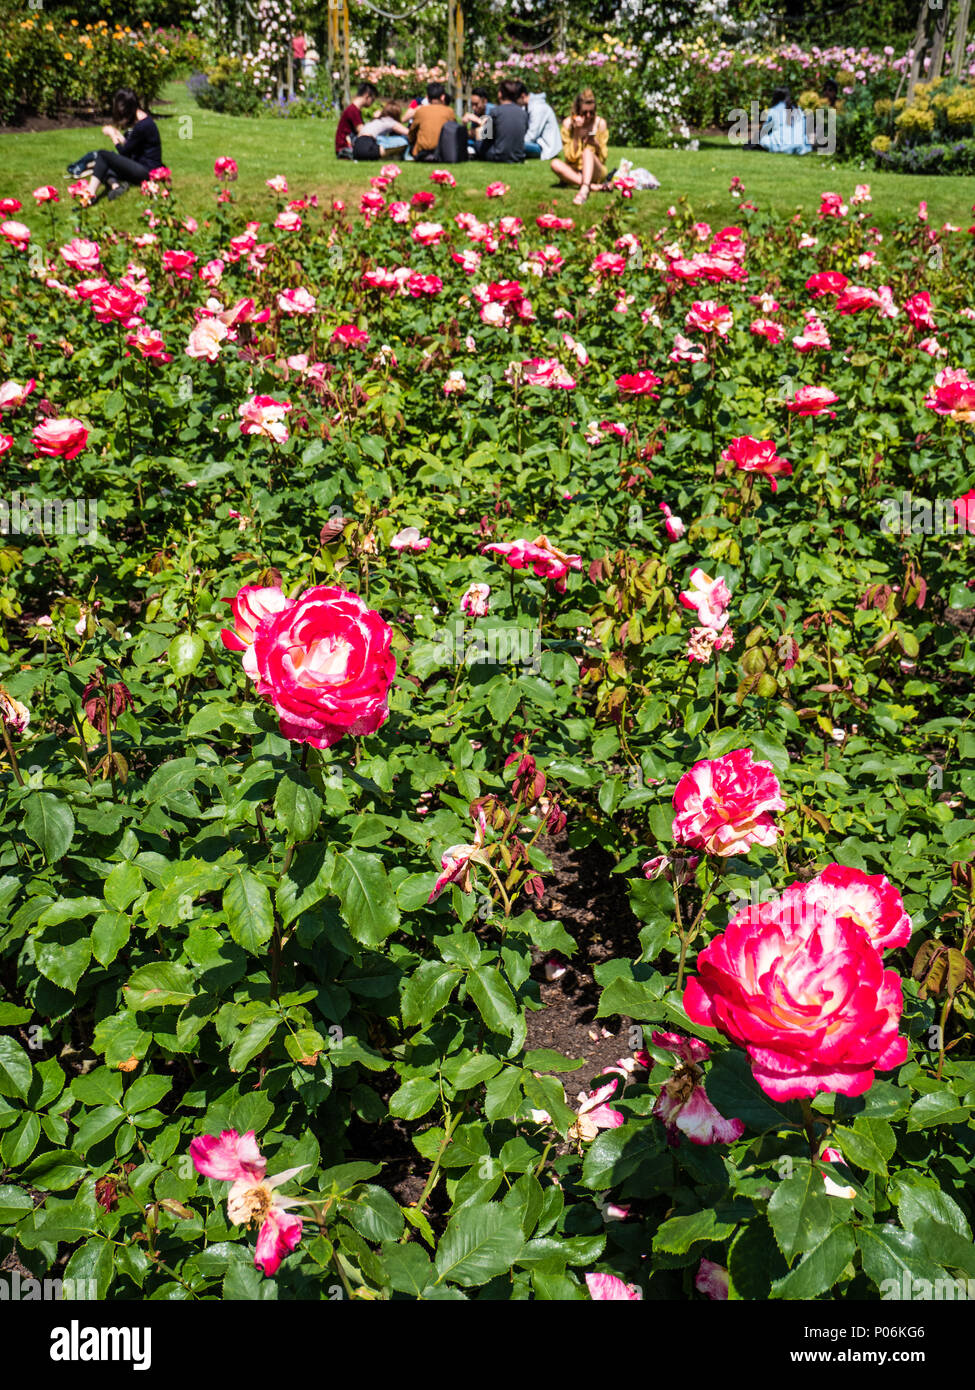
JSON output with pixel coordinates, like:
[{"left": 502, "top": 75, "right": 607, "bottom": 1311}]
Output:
[
  {"left": 352, "top": 134, "right": 381, "bottom": 160},
  {"left": 435, "top": 120, "right": 469, "bottom": 163}
]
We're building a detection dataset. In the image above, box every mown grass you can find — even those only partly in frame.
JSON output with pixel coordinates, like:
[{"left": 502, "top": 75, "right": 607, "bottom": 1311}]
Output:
[{"left": 3, "top": 79, "right": 975, "bottom": 234}]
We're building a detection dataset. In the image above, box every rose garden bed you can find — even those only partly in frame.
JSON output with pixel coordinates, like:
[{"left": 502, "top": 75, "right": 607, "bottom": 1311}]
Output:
[{"left": 0, "top": 165, "right": 973, "bottom": 1303}]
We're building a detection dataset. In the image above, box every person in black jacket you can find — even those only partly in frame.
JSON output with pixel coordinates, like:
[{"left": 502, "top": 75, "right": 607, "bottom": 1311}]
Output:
[{"left": 84, "top": 89, "right": 163, "bottom": 203}]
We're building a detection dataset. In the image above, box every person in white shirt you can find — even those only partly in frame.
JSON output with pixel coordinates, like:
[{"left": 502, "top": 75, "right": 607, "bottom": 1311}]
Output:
[{"left": 516, "top": 83, "right": 561, "bottom": 160}]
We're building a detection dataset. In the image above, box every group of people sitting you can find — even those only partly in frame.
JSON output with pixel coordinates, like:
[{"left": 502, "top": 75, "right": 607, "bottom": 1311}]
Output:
[{"left": 336, "top": 80, "right": 615, "bottom": 204}]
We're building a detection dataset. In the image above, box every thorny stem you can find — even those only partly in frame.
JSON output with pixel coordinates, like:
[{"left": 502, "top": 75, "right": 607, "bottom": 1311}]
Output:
[{"left": 675, "top": 863, "right": 723, "bottom": 994}]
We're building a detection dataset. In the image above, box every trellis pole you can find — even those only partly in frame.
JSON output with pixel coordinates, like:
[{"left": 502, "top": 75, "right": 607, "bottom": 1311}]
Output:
[
  {"left": 927, "top": 0, "right": 952, "bottom": 83},
  {"left": 445, "top": 0, "right": 465, "bottom": 112},
  {"left": 342, "top": 0, "right": 351, "bottom": 107},
  {"left": 951, "top": 0, "right": 973, "bottom": 77}
]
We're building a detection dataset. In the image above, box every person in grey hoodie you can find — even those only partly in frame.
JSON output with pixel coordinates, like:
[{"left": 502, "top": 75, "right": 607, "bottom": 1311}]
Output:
[{"left": 516, "top": 84, "right": 561, "bottom": 160}]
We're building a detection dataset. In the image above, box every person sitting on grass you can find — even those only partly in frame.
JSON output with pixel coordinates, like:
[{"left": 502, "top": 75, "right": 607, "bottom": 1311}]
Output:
[
  {"left": 474, "top": 79, "right": 528, "bottom": 162},
  {"left": 517, "top": 83, "right": 561, "bottom": 160},
  {"left": 335, "top": 81, "right": 378, "bottom": 158},
  {"left": 407, "top": 82, "right": 454, "bottom": 161},
  {"left": 759, "top": 86, "right": 812, "bottom": 156},
  {"left": 82, "top": 88, "right": 162, "bottom": 204},
  {"left": 358, "top": 101, "right": 410, "bottom": 157},
  {"left": 462, "top": 87, "right": 492, "bottom": 154},
  {"left": 550, "top": 89, "right": 611, "bottom": 206}
]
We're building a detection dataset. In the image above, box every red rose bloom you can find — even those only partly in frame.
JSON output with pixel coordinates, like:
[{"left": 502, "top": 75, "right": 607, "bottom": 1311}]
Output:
[
  {"left": 684, "top": 883, "right": 908, "bottom": 1101},
  {"left": 247, "top": 585, "right": 396, "bottom": 749}
]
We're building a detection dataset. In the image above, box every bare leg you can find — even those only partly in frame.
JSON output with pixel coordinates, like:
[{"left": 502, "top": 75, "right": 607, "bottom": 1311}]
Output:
[
  {"left": 550, "top": 157, "right": 581, "bottom": 187},
  {"left": 572, "top": 147, "right": 596, "bottom": 204}
]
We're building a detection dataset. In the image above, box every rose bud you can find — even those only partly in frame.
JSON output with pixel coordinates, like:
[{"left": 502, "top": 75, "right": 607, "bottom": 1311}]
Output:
[{"left": 952, "top": 860, "right": 975, "bottom": 894}]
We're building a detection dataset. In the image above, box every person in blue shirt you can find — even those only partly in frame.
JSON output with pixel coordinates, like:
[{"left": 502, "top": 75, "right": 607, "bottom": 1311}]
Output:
[{"left": 759, "top": 87, "right": 812, "bottom": 155}]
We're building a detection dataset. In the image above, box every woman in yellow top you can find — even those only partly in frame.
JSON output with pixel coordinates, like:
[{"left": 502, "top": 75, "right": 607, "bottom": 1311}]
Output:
[{"left": 551, "top": 89, "right": 610, "bottom": 205}]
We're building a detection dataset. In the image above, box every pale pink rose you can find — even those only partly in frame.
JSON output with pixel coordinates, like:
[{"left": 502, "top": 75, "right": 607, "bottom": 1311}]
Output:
[
  {"left": 569, "top": 1079, "right": 625, "bottom": 1141},
  {"left": 672, "top": 749, "right": 786, "bottom": 858},
  {"left": 586, "top": 1272, "right": 641, "bottom": 1300},
  {"left": 650, "top": 1030, "right": 745, "bottom": 1147},
  {"left": 486, "top": 181, "right": 509, "bottom": 198},
  {"left": 562, "top": 333, "right": 588, "bottom": 367},
  {"left": 220, "top": 584, "right": 294, "bottom": 680},
  {"left": 277, "top": 287, "right": 317, "bottom": 316},
  {"left": 274, "top": 210, "right": 302, "bottom": 232},
  {"left": 238, "top": 395, "right": 292, "bottom": 444},
  {"left": 460, "top": 582, "right": 490, "bottom": 617},
  {"left": 32, "top": 417, "right": 88, "bottom": 460},
  {"left": 0, "top": 378, "right": 36, "bottom": 412},
  {"left": 390, "top": 526, "right": 431, "bottom": 552},
  {"left": 186, "top": 317, "right": 229, "bottom": 360},
  {"left": 429, "top": 807, "right": 489, "bottom": 902},
  {"left": 482, "top": 535, "right": 582, "bottom": 593},
  {"left": 412, "top": 221, "right": 445, "bottom": 246},
  {"left": 670, "top": 333, "right": 706, "bottom": 363},
  {"left": 792, "top": 314, "right": 831, "bottom": 352},
  {"left": 266, "top": 175, "right": 289, "bottom": 194},
  {"left": 679, "top": 568, "right": 731, "bottom": 630},
  {"left": 512, "top": 358, "right": 576, "bottom": 389},
  {"left": 925, "top": 367, "right": 975, "bottom": 421},
  {"left": 60, "top": 238, "right": 101, "bottom": 273},
  {"left": 0, "top": 689, "right": 30, "bottom": 734},
  {"left": 1, "top": 221, "right": 30, "bottom": 249},
  {"left": 686, "top": 625, "right": 734, "bottom": 664},
  {"left": 784, "top": 385, "right": 839, "bottom": 416},
  {"left": 190, "top": 1130, "right": 305, "bottom": 1276},
  {"left": 246, "top": 585, "right": 396, "bottom": 749}
]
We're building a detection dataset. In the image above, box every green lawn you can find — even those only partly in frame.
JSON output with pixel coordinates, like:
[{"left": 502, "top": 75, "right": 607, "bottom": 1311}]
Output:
[{"left": 3, "top": 79, "right": 975, "bottom": 233}]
